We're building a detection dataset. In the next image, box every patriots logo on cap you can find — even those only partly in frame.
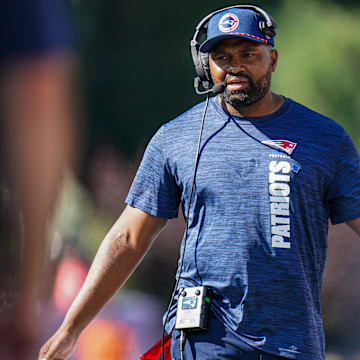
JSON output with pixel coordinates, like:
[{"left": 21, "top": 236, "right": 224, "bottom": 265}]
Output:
[
  {"left": 262, "top": 140, "right": 298, "bottom": 155},
  {"left": 219, "top": 13, "right": 239, "bottom": 33}
]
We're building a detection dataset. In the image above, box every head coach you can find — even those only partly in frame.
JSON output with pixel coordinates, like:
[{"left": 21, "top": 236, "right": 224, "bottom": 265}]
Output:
[{"left": 39, "top": 5, "right": 360, "bottom": 360}]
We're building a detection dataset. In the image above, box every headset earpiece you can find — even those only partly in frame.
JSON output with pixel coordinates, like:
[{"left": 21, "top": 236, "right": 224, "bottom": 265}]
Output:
[
  {"left": 259, "top": 14, "right": 277, "bottom": 38},
  {"left": 190, "top": 28, "right": 213, "bottom": 94}
]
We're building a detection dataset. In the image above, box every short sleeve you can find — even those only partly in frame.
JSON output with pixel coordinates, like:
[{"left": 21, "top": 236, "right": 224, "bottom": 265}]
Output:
[
  {"left": 125, "top": 126, "right": 181, "bottom": 219},
  {"left": 327, "top": 129, "right": 360, "bottom": 224}
]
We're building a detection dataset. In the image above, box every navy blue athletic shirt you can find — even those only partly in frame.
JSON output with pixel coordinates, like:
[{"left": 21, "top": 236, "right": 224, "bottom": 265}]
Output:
[{"left": 126, "top": 96, "right": 360, "bottom": 360}]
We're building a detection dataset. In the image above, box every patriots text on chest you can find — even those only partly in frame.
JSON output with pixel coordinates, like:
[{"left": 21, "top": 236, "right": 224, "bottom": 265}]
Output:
[{"left": 269, "top": 160, "right": 291, "bottom": 249}]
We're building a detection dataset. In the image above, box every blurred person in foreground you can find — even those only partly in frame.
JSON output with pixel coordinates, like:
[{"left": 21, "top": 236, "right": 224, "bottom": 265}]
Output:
[
  {"left": 39, "top": 5, "right": 360, "bottom": 360},
  {"left": 0, "top": 0, "right": 75, "bottom": 358}
]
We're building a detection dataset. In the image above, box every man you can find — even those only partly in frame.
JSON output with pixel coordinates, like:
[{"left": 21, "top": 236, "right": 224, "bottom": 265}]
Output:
[{"left": 39, "top": 6, "right": 360, "bottom": 360}]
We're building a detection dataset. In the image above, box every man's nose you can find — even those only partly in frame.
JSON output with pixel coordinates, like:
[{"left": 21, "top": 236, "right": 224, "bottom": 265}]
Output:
[{"left": 227, "top": 57, "right": 246, "bottom": 72}]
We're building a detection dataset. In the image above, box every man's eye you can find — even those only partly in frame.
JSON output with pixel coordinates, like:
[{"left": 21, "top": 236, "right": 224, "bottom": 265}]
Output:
[{"left": 215, "top": 55, "right": 227, "bottom": 61}]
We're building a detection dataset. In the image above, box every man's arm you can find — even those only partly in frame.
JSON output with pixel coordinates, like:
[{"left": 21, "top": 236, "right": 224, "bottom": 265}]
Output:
[
  {"left": 38, "top": 204, "right": 167, "bottom": 360},
  {"left": 346, "top": 218, "right": 360, "bottom": 237}
]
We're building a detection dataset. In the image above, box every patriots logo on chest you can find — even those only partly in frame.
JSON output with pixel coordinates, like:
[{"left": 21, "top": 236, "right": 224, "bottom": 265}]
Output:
[{"left": 261, "top": 140, "right": 297, "bottom": 155}]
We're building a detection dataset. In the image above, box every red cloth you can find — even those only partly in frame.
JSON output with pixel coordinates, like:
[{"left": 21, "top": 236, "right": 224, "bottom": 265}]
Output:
[{"left": 140, "top": 334, "right": 172, "bottom": 360}]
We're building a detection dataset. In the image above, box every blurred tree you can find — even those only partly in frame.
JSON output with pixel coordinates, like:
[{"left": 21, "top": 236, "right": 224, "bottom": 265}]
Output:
[{"left": 272, "top": 0, "right": 360, "bottom": 147}]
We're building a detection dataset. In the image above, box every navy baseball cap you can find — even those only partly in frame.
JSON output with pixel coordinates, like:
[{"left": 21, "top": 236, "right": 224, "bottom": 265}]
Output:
[{"left": 199, "top": 8, "right": 275, "bottom": 53}]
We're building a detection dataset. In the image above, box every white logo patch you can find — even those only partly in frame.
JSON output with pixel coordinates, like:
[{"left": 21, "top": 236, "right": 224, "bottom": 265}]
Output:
[
  {"left": 218, "top": 13, "right": 239, "bottom": 33},
  {"left": 279, "top": 345, "right": 301, "bottom": 359}
]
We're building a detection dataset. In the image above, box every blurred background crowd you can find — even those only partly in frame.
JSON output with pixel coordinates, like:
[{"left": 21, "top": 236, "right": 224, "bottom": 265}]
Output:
[{"left": 1, "top": 0, "right": 360, "bottom": 359}]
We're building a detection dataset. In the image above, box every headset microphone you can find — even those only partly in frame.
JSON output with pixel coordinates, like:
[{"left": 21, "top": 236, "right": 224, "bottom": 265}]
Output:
[
  {"left": 212, "top": 82, "right": 225, "bottom": 95},
  {"left": 194, "top": 78, "right": 225, "bottom": 95}
]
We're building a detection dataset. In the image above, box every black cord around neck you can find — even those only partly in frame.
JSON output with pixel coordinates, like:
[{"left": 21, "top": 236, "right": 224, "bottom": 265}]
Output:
[{"left": 161, "top": 95, "right": 210, "bottom": 360}]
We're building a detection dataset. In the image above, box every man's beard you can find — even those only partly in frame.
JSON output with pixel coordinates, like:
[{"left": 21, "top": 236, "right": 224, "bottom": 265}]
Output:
[{"left": 220, "top": 67, "right": 272, "bottom": 109}]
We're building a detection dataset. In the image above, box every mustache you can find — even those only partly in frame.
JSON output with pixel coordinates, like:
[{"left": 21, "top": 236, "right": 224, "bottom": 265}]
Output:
[{"left": 224, "top": 72, "right": 253, "bottom": 83}]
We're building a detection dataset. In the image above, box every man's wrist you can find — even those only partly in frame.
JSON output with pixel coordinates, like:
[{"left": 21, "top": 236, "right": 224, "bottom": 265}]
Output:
[{"left": 59, "top": 317, "right": 85, "bottom": 338}]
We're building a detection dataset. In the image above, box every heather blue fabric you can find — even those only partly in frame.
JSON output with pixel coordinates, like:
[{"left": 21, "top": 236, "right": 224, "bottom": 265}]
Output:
[{"left": 126, "top": 96, "right": 360, "bottom": 360}]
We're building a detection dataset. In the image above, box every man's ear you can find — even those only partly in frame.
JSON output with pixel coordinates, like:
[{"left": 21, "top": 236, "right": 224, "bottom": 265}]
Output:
[{"left": 271, "top": 49, "right": 278, "bottom": 72}]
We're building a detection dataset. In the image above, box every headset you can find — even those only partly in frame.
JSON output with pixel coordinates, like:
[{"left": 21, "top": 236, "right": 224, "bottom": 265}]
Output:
[{"left": 190, "top": 4, "right": 277, "bottom": 95}]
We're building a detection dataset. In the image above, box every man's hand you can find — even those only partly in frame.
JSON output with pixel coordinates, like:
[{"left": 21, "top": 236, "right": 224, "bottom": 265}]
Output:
[
  {"left": 38, "top": 205, "right": 167, "bottom": 360},
  {"left": 38, "top": 326, "right": 78, "bottom": 360}
]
